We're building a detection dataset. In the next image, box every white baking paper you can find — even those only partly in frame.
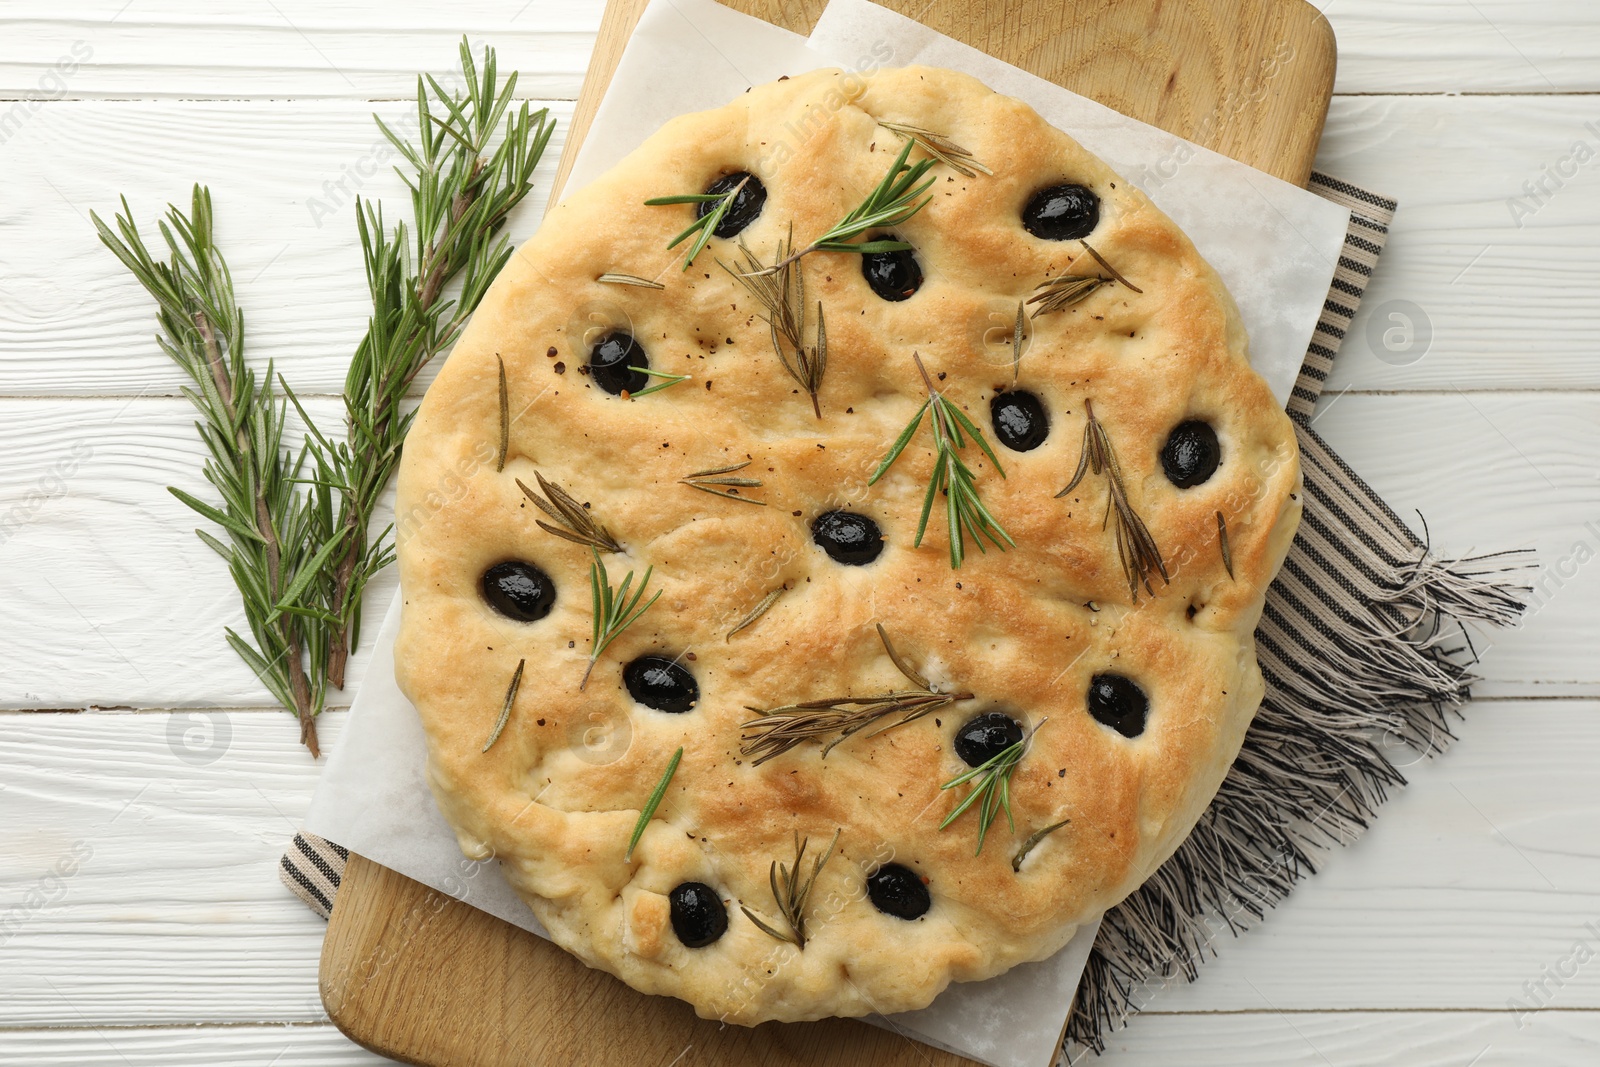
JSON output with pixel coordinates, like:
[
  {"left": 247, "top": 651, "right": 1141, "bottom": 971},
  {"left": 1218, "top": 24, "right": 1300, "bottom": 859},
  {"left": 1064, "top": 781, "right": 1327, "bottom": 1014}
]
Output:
[{"left": 308, "top": 0, "right": 1351, "bottom": 1062}]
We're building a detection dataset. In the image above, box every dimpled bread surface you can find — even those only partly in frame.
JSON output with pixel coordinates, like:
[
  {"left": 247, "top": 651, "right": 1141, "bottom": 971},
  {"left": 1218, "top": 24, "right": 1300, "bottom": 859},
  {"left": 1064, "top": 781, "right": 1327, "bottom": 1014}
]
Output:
[{"left": 394, "top": 65, "right": 1302, "bottom": 1024}]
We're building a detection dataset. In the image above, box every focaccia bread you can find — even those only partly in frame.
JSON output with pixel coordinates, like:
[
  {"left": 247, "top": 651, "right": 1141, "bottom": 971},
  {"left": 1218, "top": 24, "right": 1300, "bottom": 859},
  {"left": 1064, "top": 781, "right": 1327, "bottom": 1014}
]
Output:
[{"left": 394, "top": 65, "right": 1301, "bottom": 1024}]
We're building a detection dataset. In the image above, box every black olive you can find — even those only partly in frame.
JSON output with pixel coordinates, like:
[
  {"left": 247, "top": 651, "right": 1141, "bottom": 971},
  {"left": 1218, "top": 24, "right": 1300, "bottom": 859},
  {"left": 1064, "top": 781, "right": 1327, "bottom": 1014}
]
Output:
[
  {"left": 481, "top": 561, "right": 556, "bottom": 622},
  {"left": 811, "top": 511, "right": 883, "bottom": 565},
  {"left": 1160, "top": 420, "right": 1221, "bottom": 488},
  {"left": 1022, "top": 184, "right": 1100, "bottom": 240},
  {"left": 861, "top": 243, "right": 922, "bottom": 301},
  {"left": 588, "top": 332, "right": 650, "bottom": 395},
  {"left": 954, "top": 711, "right": 1024, "bottom": 767},
  {"left": 1087, "top": 673, "right": 1148, "bottom": 738},
  {"left": 668, "top": 882, "right": 727, "bottom": 947},
  {"left": 867, "top": 863, "right": 930, "bottom": 920},
  {"left": 989, "top": 391, "right": 1049, "bottom": 452},
  {"left": 698, "top": 172, "right": 767, "bottom": 238},
  {"left": 623, "top": 655, "right": 699, "bottom": 713}
]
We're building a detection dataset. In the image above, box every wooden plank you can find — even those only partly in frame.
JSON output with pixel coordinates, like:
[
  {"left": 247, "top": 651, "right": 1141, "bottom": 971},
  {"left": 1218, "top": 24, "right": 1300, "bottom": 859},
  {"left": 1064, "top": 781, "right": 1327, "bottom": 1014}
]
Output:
[
  {"left": 4, "top": 1, "right": 1600, "bottom": 99},
  {"left": 1316, "top": 94, "right": 1600, "bottom": 394},
  {"left": 1, "top": 703, "right": 1597, "bottom": 1027},
  {"left": 8, "top": 95, "right": 1600, "bottom": 397},
  {"left": 322, "top": 853, "right": 979, "bottom": 1067},
  {"left": 0, "top": 395, "right": 398, "bottom": 710},
  {"left": 0, "top": 393, "right": 1587, "bottom": 710},
  {"left": 0, "top": 1, "right": 596, "bottom": 99},
  {"left": 0, "top": 1026, "right": 387, "bottom": 1066},
  {"left": 549, "top": 0, "right": 1333, "bottom": 204},
  {"left": 0, "top": 98, "right": 573, "bottom": 402},
  {"left": 1104, "top": 1010, "right": 1600, "bottom": 1065},
  {"left": 9, "top": 1017, "right": 1600, "bottom": 1067},
  {"left": 9, "top": 1010, "right": 1600, "bottom": 1067}
]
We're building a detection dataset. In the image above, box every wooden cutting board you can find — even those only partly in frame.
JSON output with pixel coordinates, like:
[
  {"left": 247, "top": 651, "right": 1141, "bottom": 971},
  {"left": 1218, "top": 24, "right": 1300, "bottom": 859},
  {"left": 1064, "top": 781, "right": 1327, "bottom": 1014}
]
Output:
[{"left": 320, "top": 2, "right": 1335, "bottom": 1064}]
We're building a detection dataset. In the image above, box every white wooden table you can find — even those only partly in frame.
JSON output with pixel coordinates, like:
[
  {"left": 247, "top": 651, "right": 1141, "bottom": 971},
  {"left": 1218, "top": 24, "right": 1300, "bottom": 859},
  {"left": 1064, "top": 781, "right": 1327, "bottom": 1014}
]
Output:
[{"left": 2, "top": 2, "right": 1598, "bottom": 1063}]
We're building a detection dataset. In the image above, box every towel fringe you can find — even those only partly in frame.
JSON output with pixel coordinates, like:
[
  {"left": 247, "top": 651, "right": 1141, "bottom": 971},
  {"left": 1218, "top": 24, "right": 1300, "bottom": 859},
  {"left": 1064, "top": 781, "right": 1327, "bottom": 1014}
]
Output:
[{"left": 1061, "top": 425, "right": 1533, "bottom": 1057}]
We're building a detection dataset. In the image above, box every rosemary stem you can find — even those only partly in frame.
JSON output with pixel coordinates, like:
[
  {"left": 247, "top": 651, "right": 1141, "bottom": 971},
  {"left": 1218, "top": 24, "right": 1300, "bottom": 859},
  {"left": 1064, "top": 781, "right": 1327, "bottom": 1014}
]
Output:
[{"left": 196, "top": 306, "right": 320, "bottom": 756}]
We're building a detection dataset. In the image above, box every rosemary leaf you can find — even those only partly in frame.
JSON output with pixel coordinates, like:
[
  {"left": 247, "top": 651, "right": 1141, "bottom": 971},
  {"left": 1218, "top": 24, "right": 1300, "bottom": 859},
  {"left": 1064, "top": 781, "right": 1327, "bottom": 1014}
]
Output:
[
  {"left": 1028, "top": 241, "right": 1142, "bottom": 319},
  {"left": 626, "top": 746, "right": 683, "bottom": 861},
  {"left": 1011, "top": 818, "right": 1070, "bottom": 872},
  {"left": 1218, "top": 510, "right": 1234, "bottom": 579},
  {"left": 877, "top": 121, "right": 992, "bottom": 179},
  {"left": 1012, "top": 300, "right": 1026, "bottom": 382},
  {"left": 721, "top": 228, "right": 826, "bottom": 416},
  {"left": 869, "top": 354, "right": 1012, "bottom": 568},
  {"left": 93, "top": 186, "right": 327, "bottom": 756},
  {"left": 495, "top": 354, "right": 509, "bottom": 472},
  {"left": 624, "top": 366, "right": 690, "bottom": 398},
  {"left": 740, "top": 626, "right": 970, "bottom": 764},
  {"left": 481, "top": 658, "right": 525, "bottom": 752},
  {"left": 1027, "top": 275, "right": 1110, "bottom": 318},
  {"left": 1056, "top": 399, "right": 1168, "bottom": 600},
  {"left": 597, "top": 272, "right": 665, "bottom": 289},
  {"left": 681, "top": 460, "right": 766, "bottom": 506},
  {"left": 727, "top": 586, "right": 786, "bottom": 640},
  {"left": 518, "top": 472, "right": 622, "bottom": 554},
  {"left": 1079, "top": 240, "right": 1143, "bottom": 293},
  {"left": 941, "top": 719, "right": 1047, "bottom": 856},
  {"left": 749, "top": 140, "right": 935, "bottom": 276},
  {"left": 646, "top": 175, "right": 749, "bottom": 271},
  {"left": 741, "top": 829, "right": 841, "bottom": 947},
  {"left": 582, "top": 548, "right": 662, "bottom": 690}
]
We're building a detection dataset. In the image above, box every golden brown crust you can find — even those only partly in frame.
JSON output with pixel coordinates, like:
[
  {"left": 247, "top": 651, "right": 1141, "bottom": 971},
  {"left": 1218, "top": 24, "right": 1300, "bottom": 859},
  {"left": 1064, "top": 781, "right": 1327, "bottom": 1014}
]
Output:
[{"left": 395, "top": 65, "right": 1301, "bottom": 1024}]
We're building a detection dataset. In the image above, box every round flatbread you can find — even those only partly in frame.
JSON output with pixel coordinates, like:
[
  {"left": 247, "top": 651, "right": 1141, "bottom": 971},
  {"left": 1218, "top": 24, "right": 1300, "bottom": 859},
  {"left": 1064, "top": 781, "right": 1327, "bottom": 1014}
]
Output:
[{"left": 394, "top": 64, "right": 1301, "bottom": 1024}]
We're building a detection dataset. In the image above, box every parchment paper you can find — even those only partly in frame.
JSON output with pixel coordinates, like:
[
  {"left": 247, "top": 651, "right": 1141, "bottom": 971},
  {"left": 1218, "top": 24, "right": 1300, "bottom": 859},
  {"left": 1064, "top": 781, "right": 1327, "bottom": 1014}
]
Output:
[{"left": 307, "top": 1, "right": 1351, "bottom": 1063}]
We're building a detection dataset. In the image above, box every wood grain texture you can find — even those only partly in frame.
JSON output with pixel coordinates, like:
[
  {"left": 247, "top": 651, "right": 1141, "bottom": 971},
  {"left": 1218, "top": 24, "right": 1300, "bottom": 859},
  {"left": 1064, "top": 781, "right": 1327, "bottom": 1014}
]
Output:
[
  {"left": 5, "top": 1, "right": 1600, "bottom": 98},
  {"left": 0, "top": 393, "right": 1588, "bottom": 709},
  {"left": 1315, "top": 93, "right": 1600, "bottom": 393},
  {"left": 549, "top": 0, "right": 1332, "bottom": 204},
  {"left": 5, "top": 3, "right": 1597, "bottom": 1065},
  {"left": 322, "top": 855, "right": 980, "bottom": 1067},
  {"left": 10, "top": 95, "right": 1599, "bottom": 397},
  {"left": 5, "top": 1012, "right": 1600, "bottom": 1067},
  {"left": 1, "top": 704, "right": 1596, "bottom": 1029}
]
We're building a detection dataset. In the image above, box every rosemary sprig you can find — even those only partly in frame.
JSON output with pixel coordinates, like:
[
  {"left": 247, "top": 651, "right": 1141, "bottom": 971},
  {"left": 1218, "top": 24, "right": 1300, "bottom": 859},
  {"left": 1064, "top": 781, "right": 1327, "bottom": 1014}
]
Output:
[
  {"left": 741, "top": 624, "right": 971, "bottom": 764},
  {"left": 517, "top": 472, "right": 622, "bottom": 554},
  {"left": 722, "top": 228, "right": 827, "bottom": 416},
  {"left": 1218, "top": 510, "right": 1234, "bottom": 579},
  {"left": 681, "top": 460, "right": 765, "bottom": 506},
  {"left": 1057, "top": 399, "right": 1169, "bottom": 600},
  {"left": 727, "top": 585, "right": 786, "bottom": 640},
  {"left": 1027, "top": 275, "right": 1110, "bottom": 317},
  {"left": 582, "top": 547, "right": 662, "bottom": 690},
  {"left": 626, "top": 746, "right": 683, "bottom": 861},
  {"left": 624, "top": 366, "right": 689, "bottom": 398},
  {"left": 297, "top": 39, "right": 555, "bottom": 693},
  {"left": 1026, "top": 241, "right": 1142, "bottom": 319},
  {"left": 495, "top": 355, "right": 509, "bottom": 472},
  {"left": 1079, "top": 240, "right": 1143, "bottom": 293},
  {"left": 597, "top": 272, "right": 665, "bottom": 289},
  {"left": 481, "top": 658, "right": 525, "bottom": 752},
  {"left": 940, "top": 719, "right": 1047, "bottom": 856},
  {"left": 92, "top": 187, "right": 328, "bottom": 756},
  {"left": 752, "top": 140, "right": 936, "bottom": 275},
  {"left": 740, "top": 829, "right": 841, "bottom": 948},
  {"left": 1011, "top": 818, "right": 1070, "bottom": 872},
  {"left": 869, "top": 354, "right": 1013, "bottom": 568},
  {"left": 645, "top": 175, "right": 749, "bottom": 271},
  {"left": 877, "top": 120, "right": 991, "bottom": 179}
]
